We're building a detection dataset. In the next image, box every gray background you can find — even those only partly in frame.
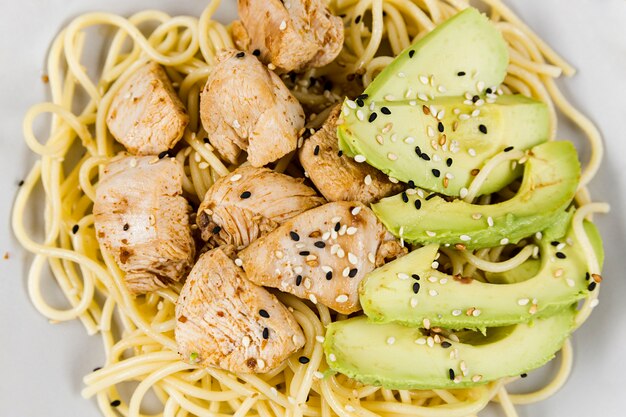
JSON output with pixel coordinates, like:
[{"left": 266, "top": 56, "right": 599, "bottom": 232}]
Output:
[{"left": 1, "top": 0, "right": 625, "bottom": 416}]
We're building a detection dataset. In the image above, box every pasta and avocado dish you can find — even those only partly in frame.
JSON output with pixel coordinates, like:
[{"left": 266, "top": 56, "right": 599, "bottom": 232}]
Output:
[{"left": 13, "top": 0, "right": 609, "bottom": 416}]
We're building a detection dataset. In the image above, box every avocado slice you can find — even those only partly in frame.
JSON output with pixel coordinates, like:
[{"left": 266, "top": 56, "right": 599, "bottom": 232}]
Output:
[
  {"left": 363, "top": 8, "right": 508, "bottom": 102},
  {"left": 371, "top": 141, "right": 580, "bottom": 249},
  {"left": 338, "top": 94, "right": 549, "bottom": 196},
  {"left": 359, "top": 220, "right": 602, "bottom": 329},
  {"left": 324, "top": 307, "right": 575, "bottom": 389}
]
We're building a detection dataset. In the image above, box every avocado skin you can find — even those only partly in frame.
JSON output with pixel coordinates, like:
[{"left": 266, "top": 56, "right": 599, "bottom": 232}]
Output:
[
  {"left": 371, "top": 141, "right": 580, "bottom": 249},
  {"left": 363, "top": 7, "right": 508, "bottom": 102},
  {"left": 324, "top": 307, "right": 575, "bottom": 390},
  {"left": 359, "top": 218, "right": 602, "bottom": 329}
]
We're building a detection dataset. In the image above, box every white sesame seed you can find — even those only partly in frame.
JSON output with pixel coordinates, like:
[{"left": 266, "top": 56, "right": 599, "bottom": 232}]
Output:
[
  {"left": 438, "top": 85, "right": 447, "bottom": 93},
  {"left": 472, "top": 375, "right": 483, "bottom": 382},
  {"left": 279, "top": 20, "right": 287, "bottom": 30},
  {"left": 346, "top": 226, "right": 358, "bottom": 235},
  {"left": 368, "top": 252, "right": 376, "bottom": 264},
  {"left": 199, "top": 162, "right": 209, "bottom": 169},
  {"left": 405, "top": 88, "right": 413, "bottom": 98},
  {"left": 557, "top": 243, "right": 566, "bottom": 251},
  {"left": 590, "top": 299, "right": 600, "bottom": 308},
  {"left": 342, "top": 267, "right": 350, "bottom": 277},
  {"left": 232, "top": 119, "right": 241, "bottom": 129},
  {"left": 368, "top": 101, "right": 375, "bottom": 111},
  {"left": 404, "top": 136, "right": 415, "bottom": 144},
  {"left": 397, "top": 72, "right": 406, "bottom": 78},
  {"left": 235, "top": 258, "right": 243, "bottom": 266},
  {"left": 309, "top": 294, "right": 317, "bottom": 304},
  {"left": 335, "top": 294, "right": 349, "bottom": 303},
  {"left": 452, "top": 309, "right": 462, "bottom": 316},
  {"left": 409, "top": 100, "right": 417, "bottom": 106},
  {"left": 459, "top": 113, "right": 470, "bottom": 120},
  {"left": 328, "top": 353, "right": 336, "bottom": 362},
  {"left": 500, "top": 238, "right": 509, "bottom": 245},
  {"left": 397, "top": 272, "right": 409, "bottom": 280},
  {"left": 429, "top": 289, "right": 439, "bottom": 297},
  {"left": 431, "top": 261, "right": 439, "bottom": 269},
  {"left": 518, "top": 298, "right": 530, "bottom": 306},
  {"left": 267, "top": 63, "right": 276, "bottom": 70},
  {"left": 427, "top": 336, "right": 434, "bottom": 347},
  {"left": 426, "top": 231, "right": 436, "bottom": 237},
  {"left": 242, "top": 336, "right": 251, "bottom": 347},
  {"left": 389, "top": 176, "right": 400, "bottom": 184},
  {"left": 382, "top": 122, "right": 393, "bottom": 133},
  {"left": 453, "top": 108, "right": 461, "bottom": 115},
  {"left": 387, "top": 152, "right": 398, "bottom": 161},
  {"left": 418, "top": 93, "right": 429, "bottom": 101},
  {"left": 354, "top": 154, "right": 366, "bottom": 163},
  {"left": 460, "top": 235, "right": 471, "bottom": 242},
  {"left": 348, "top": 252, "right": 358, "bottom": 265},
  {"left": 375, "top": 134, "right": 384, "bottom": 145},
  {"left": 468, "top": 148, "right": 477, "bottom": 156},
  {"left": 274, "top": 250, "right": 284, "bottom": 259},
  {"left": 322, "top": 231, "right": 331, "bottom": 241},
  {"left": 427, "top": 126, "right": 435, "bottom": 137},
  {"left": 440, "top": 278, "right": 448, "bottom": 284},
  {"left": 338, "top": 224, "right": 347, "bottom": 236},
  {"left": 294, "top": 266, "right": 303, "bottom": 274},
  {"left": 356, "top": 110, "right": 364, "bottom": 121},
  {"left": 432, "top": 154, "right": 441, "bottom": 162},
  {"left": 351, "top": 206, "right": 362, "bottom": 216},
  {"left": 566, "top": 279, "right": 575, "bottom": 287},
  {"left": 390, "top": 133, "right": 398, "bottom": 143},
  {"left": 554, "top": 268, "right": 564, "bottom": 277},
  {"left": 384, "top": 94, "right": 396, "bottom": 100},
  {"left": 345, "top": 405, "right": 356, "bottom": 412},
  {"left": 477, "top": 81, "right": 485, "bottom": 92},
  {"left": 423, "top": 318, "right": 431, "bottom": 329},
  {"left": 459, "top": 188, "right": 468, "bottom": 199},
  {"left": 314, "top": 371, "right": 324, "bottom": 379},
  {"left": 472, "top": 309, "right": 481, "bottom": 317},
  {"left": 415, "top": 338, "right": 426, "bottom": 345},
  {"left": 419, "top": 75, "right": 429, "bottom": 84},
  {"left": 386, "top": 337, "right": 396, "bottom": 345},
  {"left": 487, "top": 217, "right": 494, "bottom": 227},
  {"left": 321, "top": 265, "right": 333, "bottom": 273},
  {"left": 471, "top": 109, "right": 480, "bottom": 117},
  {"left": 428, "top": 276, "right": 438, "bottom": 283},
  {"left": 304, "top": 278, "right": 312, "bottom": 289},
  {"left": 258, "top": 359, "right": 266, "bottom": 369},
  {"left": 337, "top": 248, "right": 345, "bottom": 258},
  {"left": 346, "top": 100, "right": 356, "bottom": 109},
  {"left": 464, "top": 100, "right": 473, "bottom": 106},
  {"left": 465, "top": 92, "right": 473, "bottom": 100},
  {"left": 475, "top": 99, "right": 485, "bottom": 106},
  {"left": 437, "top": 109, "right": 446, "bottom": 120},
  {"left": 410, "top": 297, "right": 419, "bottom": 308},
  {"left": 316, "top": 335, "right": 325, "bottom": 343}
]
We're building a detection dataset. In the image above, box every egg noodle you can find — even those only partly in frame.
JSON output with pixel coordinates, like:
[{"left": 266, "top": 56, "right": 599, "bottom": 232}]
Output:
[{"left": 12, "top": 0, "right": 610, "bottom": 416}]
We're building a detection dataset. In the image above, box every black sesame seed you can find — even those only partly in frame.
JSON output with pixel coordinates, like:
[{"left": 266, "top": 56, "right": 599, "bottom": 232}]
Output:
[
  {"left": 401, "top": 192, "right": 409, "bottom": 203},
  {"left": 158, "top": 150, "right": 169, "bottom": 159},
  {"left": 412, "top": 282, "right": 420, "bottom": 294},
  {"left": 313, "top": 145, "right": 320, "bottom": 156},
  {"left": 472, "top": 95, "right": 480, "bottom": 103},
  {"left": 240, "top": 191, "right": 252, "bottom": 199},
  {"left": 412, "top": 274, "right": 420, "bottom": 280},
  {"left": 299, "top": 356, "right": 310, "bottom": 364},
  {"left": 354, "top": 15, "right": 361, "bottom": 24},
  {"left": 432, "top": 169, "right": 441, "bottom": 178},
  {"left": 585, "top": 272, "right": 590, "bottom": 281},
  {"left": 446, "top": 158, "right": 453, "bottom": 167},
  {"left": 356, "top": 98, "right": 364, "bottom": 107},
  {"left": 486, "top": 88, "right": 493, "bottom": 94},
  {"left": 520, "top": 373, "right": 528, "bottom": 378},
  {"left": 92, "top": 367, "right": 102, "bottom": 372},
  {"left": 441, "top": 341, "right": 452, "bottom": 348},
  {"left": 334, "top": 222, "right": 341, "bottom": 232},
  {"left": 111, "top": 400, "right": 121, "bottom": 407},
  {"left": 588, "top": 281, "right": 597, "bottom": 291},
  {"left": 326, "top": 271, "right": 333, "bottom": 280},
  {"left": 357, "top": 94, "right": 369, "bottom": 100},
  {"left": 448, "top": 369, "right": 455, "bottom": 380},
  {"left": 479, "top": 124, "right": 488, "bottom": 134},
  {"left": 504, "top": 146, "right": 514, "bottom": 152},
  {"left": 259, "top": 309, "right": 270, "bottom": 318},
  {"left": 415, "top": 146, "right": 422, "bottom": 157},
  {"left": 324, "top": 81, "right": 333, "bottom": 91},
  {"left": 348, "top": 268, "right": 358, "bottom": 278},
  {"left": 551, "top": 241, "right": 560, "bottom": 246},
  {"left": 17, "top": 180, "right": 24, "bottom": 187},
  {"left": 263, "top": 328, "right": 269, "bottom": 339},
  {"left": 457, "top": 71, "right": 466, "bottom": 76},
  {"left": 212, "top": 225, "right": 222, "bottom": 234},
  {"left": 203, "top": 137, "right": 210, "bottom": 144},
  {"left": 368, "top": 112, "right": 378, "bottom": 123},
  {"left": 235, "top": 51, "right": 245, "bottom": 58},
  {"left": 426, "top": 194, "right": 437, "bottom": 201},
  {"left": 381, "top": 107, "right": 391, "bottom": 115},
  {"left": 339, "top": 13, "right": 347, "bottom": 18},
  {"left": 408, "top": 180, "right": 415, "bottom": 188},
  {"left": 314, "top": 241, "right": 326, "bottom": 248},
  {"left": 421, "top": 153, "right": 431, "bottom": 161},
  {"left": 556, "top": 252, "right": 566, "bottom": 259},
  {"left": 409, "top": 50, "right": 415, "bottom": 58},
  {"left": 252, "top": 49, "right": 261, "bottom": 56},
  {"left": 72, "top": 224, "right": 79, "bottom": 234},
  {"left": 337, "top": 150, "right": 343, "bottom": 157},
  {"left": 296, "top": 275, "right": 303, "bottom": 286},
  {"left": 414, "top": 200, "right": 422, "bottom": 210},
  {"left": 123, "top": 223, "right": 129, "bottom": 231},
  {"left": 437, "top": 122, "right": 444, "bottom": 133},
  {"left": 290, "top": 231, "right": 300, "bottom": 241},
  {"left": 299, "top": 251, "right": 310, "bottom": 256}
]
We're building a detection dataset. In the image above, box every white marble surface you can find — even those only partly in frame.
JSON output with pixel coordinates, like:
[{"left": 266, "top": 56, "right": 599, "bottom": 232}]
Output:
[{"left": 1, "top": 1, "right": 625, "bottom": 416}]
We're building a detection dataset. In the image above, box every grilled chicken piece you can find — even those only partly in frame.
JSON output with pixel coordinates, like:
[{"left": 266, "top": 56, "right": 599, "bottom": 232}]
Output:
[
  {"left": 200, "top": 50, "right": 304, "bottom": 167},
  {"left": 232, "top": 0, "right": 344, "bottom": 73},
  {"left": 300, "top": 106, "right": 403, "bottom": 204},
  {"left": 239, "top": 202, "right": 406, "bottom": 314},
  {"left": 94, "top": 155, "right": 195, "bottom": 294},
  {"left": 106, "top": 62, "right": 189, "bottom": 155},
  {"left": 197, "top": 165, "right": 325, "bottom": 250},
  {"left": 175, "top": 247, "right": 305, "bottom": 373}
]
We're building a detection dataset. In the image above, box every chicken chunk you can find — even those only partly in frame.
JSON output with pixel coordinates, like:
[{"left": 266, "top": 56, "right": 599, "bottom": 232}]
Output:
[
  {"left": 94, "top": 155, "right": 195, "bottom": 294},
  {"left": 300, "top": 106, "right": 403, "bottom": 204},
  {"left": 200, "top": 50, "right": 304, "bottom": 167},
  {"left": 197, "top": 165, "right": 325, "bottom": 250},
  {"left": 239, "top": 202, "right": 406, "bottom": 314},
  {"left": 233, "top": 0, "right": 344, "bottom": 73},
  {"left": 175, "top": 247, "right": 305, "bottom": 373},
  {"left": 106, "top": 62, "right": 189, "bottom": 155}
]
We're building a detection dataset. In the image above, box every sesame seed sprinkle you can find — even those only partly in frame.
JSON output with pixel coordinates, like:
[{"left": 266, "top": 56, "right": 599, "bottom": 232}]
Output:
[
  {"left": 351, "top": 206, "right": 362, "bottom": 216},
  {"left": 309, "top": 294, "right": 318, "bottom": 304},
  {"left": 279, "top": 20, "right": 287, "bottom": 30},
  {"left": 460, "top": 235, "right": 471, "bottom": 242},
  {"left": 354, "top": 154, "right": 366, "bottom": 163},
  {"left": 335, "top": 294, "right": 349, "bottom": 303},
  {"left": 356, "top": 110, "right": 364, "bottom": 121}
]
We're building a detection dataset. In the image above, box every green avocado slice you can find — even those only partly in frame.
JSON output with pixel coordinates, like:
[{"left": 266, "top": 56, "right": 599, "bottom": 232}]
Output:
[
  {"left": 364, "top": 7, "right": 508, "bottom": 102},
  {"left": 324, "top": 307, "right": 575, "bottom": 390},
  {"left": 371, "top": 141, "right": 580, "bottom": 249},
  {"left": 359, "top": 219, "right": 602, "bottom": 329},
  {"left": 338, "top": 94, "right": 549, "bottom": 196}
]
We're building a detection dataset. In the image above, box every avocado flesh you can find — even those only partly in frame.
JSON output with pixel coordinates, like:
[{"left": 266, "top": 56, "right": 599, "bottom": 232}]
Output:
[
  {"left": 338, "top": 94, "right": 549, "bottom": 196},
  {"left": 359, "top": 220, "right": 602, "bottom": 329},
  {"left": 324, "top": 308, "right": 575, "bottom": 390},
  {"left": 371, "top": 141, "right": 580, "bottom": 249},
  {"left": 363, "top": 8, "right": 508, "bottom": 102}
]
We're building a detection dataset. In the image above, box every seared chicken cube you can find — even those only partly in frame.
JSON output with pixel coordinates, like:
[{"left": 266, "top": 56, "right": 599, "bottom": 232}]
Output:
[
  {"left": 94, "top": 155, "right": 195, "bottom": 294},
  {"left": 175, "top": 247, "right": 305, "bottom": 373},
  {"left": 239, "top": 202, "right": 405, "bottom": 314},
  {"left": 197, "top": 165, "right": 325, "bottom": 250},
  {"left": 233, "top": 0, "right": 344, "bottom": 73},
  {"left": 200, "top": 50, "right": 304, "bottom": 167},
  {"left": 300, "top": 106, "right": 402, "bottom": 204},
  {"left": 106, "top": 61, "right": 189, "bottom": 155}
]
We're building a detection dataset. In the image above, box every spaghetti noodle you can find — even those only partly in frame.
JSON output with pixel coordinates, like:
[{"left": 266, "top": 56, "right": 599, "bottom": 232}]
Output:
[{"left": 13, "top": 1, "right": 609, "bottom": 416}]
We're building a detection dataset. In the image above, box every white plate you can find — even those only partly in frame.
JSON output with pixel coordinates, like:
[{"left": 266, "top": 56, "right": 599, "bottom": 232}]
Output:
[{"left": 1, "top": 1, "right": 625, "bottom": 416}]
